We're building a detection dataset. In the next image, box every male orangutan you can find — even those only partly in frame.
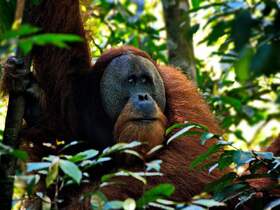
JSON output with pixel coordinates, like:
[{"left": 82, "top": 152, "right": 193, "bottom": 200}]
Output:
[{"left": 2, "top": 0, "right": 224, "bottom": 209}]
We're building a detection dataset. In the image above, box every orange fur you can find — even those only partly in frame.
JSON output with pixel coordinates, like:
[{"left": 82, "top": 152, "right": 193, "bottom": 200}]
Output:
[
  {"left": 65, "top": 47, "right": 223, "bottom": 209},
  {"left": 114, "top": 100, "right": 167, "bottom": 157}
]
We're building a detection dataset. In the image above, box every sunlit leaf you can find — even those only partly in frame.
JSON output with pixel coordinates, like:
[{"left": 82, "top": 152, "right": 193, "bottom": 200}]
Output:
[
  {"left": 167, "top": 125, "right": 197, "bottom": 144},
  {"left": 46, "top": 157, "right": 59, "bottom": 187},
  {"left": 264, "top": 198, "right": 280, "bottom": 210},
  {"left": 234, "top": 46, "right": 254, "bottom": 83},
  {"left": 232, "top": 150, "right": 254, "bottom": 167},
  {"left": 59, "top": 159, "right": 82, "bottom": 184},
  {"left": 200, "top": 132, "right": 215, "bottom": 145},
  {"left": 123, "top": 198, "right": 136, "bottom": 210},
  {"left": 146, "top": 160, "right": 162, "bottom": 172},
  {"left": 27, "top": 162, "right": 51, "bottom": 172},
  {"left": 191, "top": 0, "right": 202, "bottom": 9},
  {"left": 190, "top": 144, "right": 223, "bottom": 169},
  {"left": 192, "top": 199, "right": 225, "bottom": 207},
  {"left": 137, "top": 184, "right": 175, "bottom": 208},
  {"left": 104, "top": 200, "right": 123, "bottom": 210},
  {"left": 69, "top": 149, "right": 99, "bottom": 162}
]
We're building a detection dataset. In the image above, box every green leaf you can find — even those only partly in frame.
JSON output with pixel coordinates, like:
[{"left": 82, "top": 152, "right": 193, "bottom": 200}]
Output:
[
  {"left": 146, "top": 160, "right": 162, "bottom": 172},
  {"left": 182, "top": 205, "right": 205, "bottom": 210},
  {"left": 136, "top": 184, "right": 175, "bottom": 208},
  {"left": 18, "top": 33, "right": 82, "bottom": 55},
  {"left": 217, "top": 150, "right": 234, "bottom": 170},
  {"left": 0, "top": 25, "right": 40, "bottom": 40},
  {"left": 0, "top": 0, "right": 16, "bottom": 34},
  {"left": 10, "top": 149, "right": 28, "bottom": 160},
  {"left": 126, "top": 171, "right": 147, "bottom": 184},
  {"left": 205, "top": 172, "right": 237, "bottom": 193},
  {"left": 264, "top": 198, "right": 280, "bottom": 210},
  {"left": 192, "top": 199, "right": 225, "bottom": 207},
  {"left": 191, "top": 0, "right": 201, "bottom": 9},
  {"left": 167, "top": 125, "right": 197, "bottom": 144},
  {"left": 46, "top": 157, "right": 59, "bottom": 187},
  {"left": 60, "top": 141, "right": 81, "bottom": 152},
  {"left": 123, "top": 198, "right": 136, "bottom": 210},
  {"left": 59, "top": 159, "right": 82, "bottom": 184},
  {"left": 121, "top": 149, "right": 143, "bottom": 160},
  {"left": 213, "top": 183, "right": 248, "bottom": 201},
  {"left": 235, "top": 192, "right": 256, "bottom": 209},
  {"left": 69, "top": 149, "right": 99, "bottom": 162},
  {"left": 102, "top": 141, "right": 142, "bottom": 156},
  {"left": 234, "top": 46, "right": 254, "bottom": 83},
  {"left": 101, "top": 170, "right": 147, "bottom": 184},
  {"left": 190, "top": 144, "right": 223, "bottom": 169},
  {"left": 232, "top": 150, "right": 254, "bottom": 167},
  {"left": 147, "top": 145, "right": 163, "bottom": 156},
  {"left": 104, "top": 200, "right": 123, "bottom": 210},
  {"left": 165, "top": 123, "right": 188, "bottom": 135},
  {"left": 166, "top": 122, "right": 208, "bottom": 136},
  {"left": 220, "top": 96, "right": 242, "bottom": 111},
  {"left": 27, "top": 162, "right": 51, "bottom": 172},
  {"left": 200, "top": 132, "right": 215, "bottom": 145},
  {"left": 91, "top": 191, "right": 108, "bottom": 209},
  {"left": 255, "top": 151, "right": 274, "bottom": 160}
]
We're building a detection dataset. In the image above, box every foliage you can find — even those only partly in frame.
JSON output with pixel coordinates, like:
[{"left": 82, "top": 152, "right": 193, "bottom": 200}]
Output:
[
  {"left": 14, "top": 121, "right": 280, "bottom": 209},
  {"left": 169, "top": 122, "right": 280, "bottom": 209},
  {"left": 0, "top": 24, "right": 82, "bottom": 59},
  {"left": 0, "top": 142, "right": 28, "bottom": 160},
  {"left": 0, "top": 0, "right": 279, "bottom": 209},
  {"left": 14, "top": 138, "right": 226, "bottom": 210},
  {"left": 81, "top": 0, "right": 167, "bottom": 62},
  {"left": 190, "top": 0, "right": 280, "bottom": 149}
]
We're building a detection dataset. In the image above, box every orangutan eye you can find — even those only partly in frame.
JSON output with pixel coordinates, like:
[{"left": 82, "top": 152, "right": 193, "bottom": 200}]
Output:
[
  {"left": 141, "top": 77, "right": 147, "bottom": 83},
  {"left": 128, "top": 75, "right": 136, "bottom": 84}
]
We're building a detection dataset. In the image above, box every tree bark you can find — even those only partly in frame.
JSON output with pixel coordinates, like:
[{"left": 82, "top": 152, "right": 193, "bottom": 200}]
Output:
[
  {"left": 0, "top": 1, "right": 29, "bottom": 209},
  {"left": 0, "top": 94, "right": 26, "bottom": 210},
  {"left": 162, "top": 0, "right": 196, "bottom": 81}
]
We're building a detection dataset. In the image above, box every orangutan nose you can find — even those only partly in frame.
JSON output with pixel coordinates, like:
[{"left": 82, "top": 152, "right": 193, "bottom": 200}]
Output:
[{"left": 131, "top": 93, "right": 156, "bottom": 117}]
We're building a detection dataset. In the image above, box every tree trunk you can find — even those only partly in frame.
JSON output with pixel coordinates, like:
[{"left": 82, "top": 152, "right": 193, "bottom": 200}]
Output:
[
  {"left": 0, "top": 95, "right": 26, "bottom": 210},
  {"left": 162, "top": 0, "right": 196, "bottom": 81},
  {"left": 0, "top": 1, "right": 29, "bottom": 209}
]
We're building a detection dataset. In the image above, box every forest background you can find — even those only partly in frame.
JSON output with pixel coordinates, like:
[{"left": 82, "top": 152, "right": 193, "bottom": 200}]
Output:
[{"left": 0, "top": 0, "right": 279, "bottom": 209}]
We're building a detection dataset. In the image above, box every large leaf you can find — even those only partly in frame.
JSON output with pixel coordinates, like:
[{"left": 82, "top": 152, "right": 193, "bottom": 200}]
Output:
[
  {"left": 19, "top": 33, "right": 82, "bottom": 55},
  {"left": 264, "top": 198, "right": 280, "bottom": 210},
  {"left": 234, "top": 46, "right": 254, "bottom": 83},
  {"left": 69, "top": 149, "right": 99, "bottom": 162},
  {"left": 167, "top": 124, "right": 202, "bottom": 144},
  {"left": 123, "top": 198, "right": 136, "bottom": 210},
  {"left": 190, "top": 143, "right": 223, "bottom": 169},
  {"left": 192, "top": 199, "right": 225, "bottom": 208},
  {"left": 27, "top": 162, "right": 51, "bottom": 172},
  {"left": 102, "top": 170, "right": 147, "bottom": 184},
  {"left": 205, "top": 172, "right": 237, "bottom": 193},
  {"left": 232, "top": 150, "right": 254, "bottom": 167},
  {"left": 104, "top": 201, "right": 123, "bottom": 210},
  {"left": 46, "top": 157, "right": 59, "bottom": 187},
  {"left": 191, "top": 0, "right": 202, "bottom": 9},
  {"left": 0, "top": 0, "right": 16, "bottom": 34},
  {"left": 59, "top": 159, "right": 82, "bottom": 184},
  {"left": 0, "top": 24, "right": 39, "bottom": 40},
  {"left": 136, "top": 184, "right": 174, "bottom": 208},
  {"left": 10, "top": 149, "right": 28, "bottom": 160}
]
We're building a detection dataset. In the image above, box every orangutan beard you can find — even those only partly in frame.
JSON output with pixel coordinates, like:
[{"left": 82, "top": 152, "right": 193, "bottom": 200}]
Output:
[{"left": 114, "top": 103, "right": 167, "bottom": 158}]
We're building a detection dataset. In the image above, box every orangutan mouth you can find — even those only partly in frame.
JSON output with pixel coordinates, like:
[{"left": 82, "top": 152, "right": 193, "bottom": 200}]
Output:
[{"left": 131, "top": 118, "right": 157, "bottom": 123}]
